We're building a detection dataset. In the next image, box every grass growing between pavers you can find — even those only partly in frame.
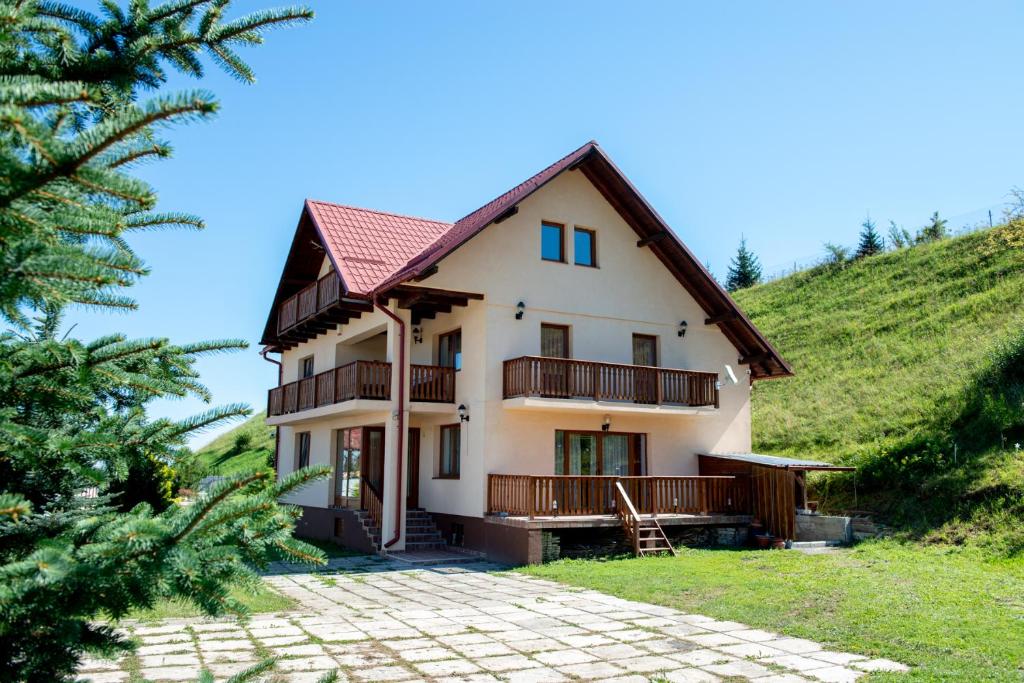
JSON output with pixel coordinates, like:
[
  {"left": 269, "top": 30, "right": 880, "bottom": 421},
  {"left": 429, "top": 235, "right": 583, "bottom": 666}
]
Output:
[
  {"left": 127, "top": 583, "right": 295, "bottom": 621},
  {"left": 520, "top": 540, "right": 1024, "bottom": 682}
]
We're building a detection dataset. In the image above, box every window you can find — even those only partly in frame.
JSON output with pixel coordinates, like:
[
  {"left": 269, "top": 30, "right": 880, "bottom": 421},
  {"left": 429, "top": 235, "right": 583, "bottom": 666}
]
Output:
[
  {"left": 438, "top": 329, "right": 462, "bottom": 370},
  {"left": 554, "top": 430, "right": 646, "bottom": 476},
  {"left": 541, "top": 222, "right": 565, "bottom": 262},
  {"left": 300, "top": 356, "right": 314, "bottom": 378},
  {"left": 334, "top": 428, "right": 362, "bottom": 507},
  {"left": 439, "top": 424, "right": 461, "bottom": 478},
  {"left": 574, "top": 228, "right": 596, "bottom": 267},
  {"left": 541, "top": 324, "right": 570, "bottom": 358},
  {"left": 296, "top": 431, "right": 311, "bottom": 470}
]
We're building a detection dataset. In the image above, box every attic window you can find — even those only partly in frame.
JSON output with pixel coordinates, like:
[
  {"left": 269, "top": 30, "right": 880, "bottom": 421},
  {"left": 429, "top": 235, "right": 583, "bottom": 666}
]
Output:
[
  {"left": 541, "top": 222, "right": 565, "bottom": 262},
  {"left": 574, "top": 228, "right": 596, "bottom": 267}
]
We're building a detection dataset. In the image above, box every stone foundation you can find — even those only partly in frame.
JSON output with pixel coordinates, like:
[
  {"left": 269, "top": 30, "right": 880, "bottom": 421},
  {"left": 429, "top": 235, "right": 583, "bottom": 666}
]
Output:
[{"left": 796, "top": 513, "right": 852, "bottom": 543}]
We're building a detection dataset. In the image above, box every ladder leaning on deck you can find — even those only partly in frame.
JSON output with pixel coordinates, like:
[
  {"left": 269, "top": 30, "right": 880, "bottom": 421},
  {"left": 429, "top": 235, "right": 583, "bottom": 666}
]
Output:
[{"left": 614, "top": 481, "right": 676, "bottom": 557}]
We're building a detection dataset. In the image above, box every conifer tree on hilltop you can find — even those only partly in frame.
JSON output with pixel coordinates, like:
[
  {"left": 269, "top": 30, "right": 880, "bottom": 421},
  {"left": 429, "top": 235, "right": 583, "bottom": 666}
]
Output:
[
  {"left": 918, "top": 211, "right": 949, "bottom": 243},
  {"left": 726, "top": 236, "right": 763, "bottom": 291},
  {"left": 0, "top": 2, "right": 329, "bottom": 681},
  {"left": 855, "top": 217, "right": 884, "bottom": 258}
]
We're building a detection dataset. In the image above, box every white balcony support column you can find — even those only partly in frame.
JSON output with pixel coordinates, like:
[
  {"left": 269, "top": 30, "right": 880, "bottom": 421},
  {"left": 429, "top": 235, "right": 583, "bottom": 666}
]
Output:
[{"left": 380, "top": 300, "right": 412, "bottom": 552}]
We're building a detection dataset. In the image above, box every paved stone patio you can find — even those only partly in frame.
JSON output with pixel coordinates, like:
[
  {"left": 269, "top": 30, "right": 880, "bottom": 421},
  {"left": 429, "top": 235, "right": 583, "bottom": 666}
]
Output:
[{"left": 78, "top": 555, "right": 908, "bottom": 682}]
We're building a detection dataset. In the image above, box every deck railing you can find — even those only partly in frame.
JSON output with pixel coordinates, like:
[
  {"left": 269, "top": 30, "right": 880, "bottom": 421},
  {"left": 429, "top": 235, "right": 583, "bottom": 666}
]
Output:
[
  {"left": 503, "top": 356, "right": 719, "bottom": 408},
  {"left": 487, "top": 474, "right": 749, "bottom": 518},
  {"left": 267, "top": 361, "right": 455, "bottom": 416},
  {"left": 277, "top": 272, "right": 342, "bottom": 334}
]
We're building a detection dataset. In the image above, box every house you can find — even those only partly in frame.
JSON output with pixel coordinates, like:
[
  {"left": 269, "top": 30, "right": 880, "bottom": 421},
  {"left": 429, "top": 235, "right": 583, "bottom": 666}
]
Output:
[{"left": 260, "top": 141, "right": 828, "bottom": 564}]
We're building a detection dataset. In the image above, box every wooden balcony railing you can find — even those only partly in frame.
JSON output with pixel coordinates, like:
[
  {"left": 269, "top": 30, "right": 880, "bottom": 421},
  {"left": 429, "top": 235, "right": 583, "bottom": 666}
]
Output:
[
  {"left": 277, "top": 272, "right": 342, "bottom": 334},
  {"left": 411, "top": 364, "right": 456, "bottom": 403},
  {"left": 267, "top": 361, "right": 455, "bottom": 416},
  {"left": 503, "top": 356, "right": 719, "bottom": 408},
  {"left": 487, "top": 474, "right": 749, "bottom": 518}
]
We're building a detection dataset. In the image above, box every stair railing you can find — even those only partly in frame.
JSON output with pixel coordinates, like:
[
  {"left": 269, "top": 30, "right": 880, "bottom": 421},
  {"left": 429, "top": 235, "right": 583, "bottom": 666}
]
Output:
[
  {"left": 362, "top": 482, "right": 383, "bottom": 549},
  {"left": 615, "top": 481, "right": 642, "bottom": 555}
]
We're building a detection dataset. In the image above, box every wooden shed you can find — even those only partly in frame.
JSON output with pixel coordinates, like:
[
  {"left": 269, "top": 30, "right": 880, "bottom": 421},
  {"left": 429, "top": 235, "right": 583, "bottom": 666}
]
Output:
[{"left": 698, "top": 452, "right": 854, "bottom": 540}]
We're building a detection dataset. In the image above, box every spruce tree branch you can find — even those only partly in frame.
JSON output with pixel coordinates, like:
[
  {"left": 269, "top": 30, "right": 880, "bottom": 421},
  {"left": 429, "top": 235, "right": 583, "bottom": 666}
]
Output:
[
  {"left": 170, "top": 472, "right": 267, "bottom": 544},
  {"left": 2, "top": 96, "right": 216, "bottom": 208}
]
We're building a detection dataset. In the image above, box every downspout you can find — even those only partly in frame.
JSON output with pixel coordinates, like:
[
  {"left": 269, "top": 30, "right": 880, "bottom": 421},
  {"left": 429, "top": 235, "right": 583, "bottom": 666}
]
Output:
[
  {"left": 373, "top": 296, "right": 405, "bottom": 550},
  {"left": 259, "top": 347, "right": 283, "bottom": 474}
]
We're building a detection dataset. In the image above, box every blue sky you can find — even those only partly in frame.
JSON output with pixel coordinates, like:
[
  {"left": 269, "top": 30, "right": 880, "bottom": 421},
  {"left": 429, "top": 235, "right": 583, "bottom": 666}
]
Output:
[{"left": 64, "top": 1, "right": 1024, "bottom": 447}]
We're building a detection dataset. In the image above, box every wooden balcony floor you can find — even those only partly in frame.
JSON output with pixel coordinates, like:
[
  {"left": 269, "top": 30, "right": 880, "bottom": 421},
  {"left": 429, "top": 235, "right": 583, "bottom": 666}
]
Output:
[{"left": 484, "top": 512, "right": 752, "bottom": 530}]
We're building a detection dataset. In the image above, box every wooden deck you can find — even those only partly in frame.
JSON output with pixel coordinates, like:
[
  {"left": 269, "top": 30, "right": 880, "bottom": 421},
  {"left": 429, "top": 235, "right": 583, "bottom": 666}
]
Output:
[
  {"left": 485, "top": 511, "right": 751, "bottom": 530},
  {"left": 487, "top": 474, "right": 751, "bottom": 519}
]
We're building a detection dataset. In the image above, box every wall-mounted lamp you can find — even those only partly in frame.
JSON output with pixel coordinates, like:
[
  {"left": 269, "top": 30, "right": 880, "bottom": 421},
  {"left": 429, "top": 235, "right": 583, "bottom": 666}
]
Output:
[
  {"left": 601, "top": 414, "right": 611, "bottom": 432},
  {"left": 458, "top": 404, "right": 470, "bottom": 422},
  {"left": 677, "top": 320, "right": 688, "bottom": 338},
  {"left": 412, "top": 326, "right": 423, "bottom": 344},
  {"left": 515, "top": 301, "right": 525, "bottom": 320}
]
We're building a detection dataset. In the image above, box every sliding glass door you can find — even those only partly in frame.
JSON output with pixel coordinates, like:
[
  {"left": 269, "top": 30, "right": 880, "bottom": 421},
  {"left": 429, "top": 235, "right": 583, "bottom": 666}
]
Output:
[{"left": 555, "top": 430, "right": 645, "bottom": 476}]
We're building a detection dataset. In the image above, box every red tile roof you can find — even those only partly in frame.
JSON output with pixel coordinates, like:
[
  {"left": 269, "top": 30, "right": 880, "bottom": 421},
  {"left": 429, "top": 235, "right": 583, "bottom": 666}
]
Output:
[
  {"left": 306, "top": 141, "right": 598, "bottom": 297},
  {"left": 304, "top": 200, "right": 452, "bottom": 296}
]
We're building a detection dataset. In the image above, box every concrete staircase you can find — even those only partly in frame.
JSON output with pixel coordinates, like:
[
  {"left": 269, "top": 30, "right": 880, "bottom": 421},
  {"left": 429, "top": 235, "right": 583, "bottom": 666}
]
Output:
[
  {"left": 354, "top": 507, "right": 447, "bottom": 552},
  {"left": 353, "top": 509, "right": 382, "bottom": 549},
  {"left": 404, "top": 507, "right": 447, "bottom": 551}
]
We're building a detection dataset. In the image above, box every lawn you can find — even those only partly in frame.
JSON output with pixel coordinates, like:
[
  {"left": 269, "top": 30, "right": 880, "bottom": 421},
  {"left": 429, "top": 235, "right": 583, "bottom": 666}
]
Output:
[
  {"left": 126, "top": 582, "right": 294, "bottom": 622},
  {"left": 521, "top": 540, "right": 1024, "bottom": 681}
]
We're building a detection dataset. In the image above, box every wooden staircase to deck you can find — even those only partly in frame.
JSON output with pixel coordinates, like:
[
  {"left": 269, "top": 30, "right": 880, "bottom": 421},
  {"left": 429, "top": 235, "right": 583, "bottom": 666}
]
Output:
[{"left": 615, "top": 481, "right": 676, "bottom": 557}]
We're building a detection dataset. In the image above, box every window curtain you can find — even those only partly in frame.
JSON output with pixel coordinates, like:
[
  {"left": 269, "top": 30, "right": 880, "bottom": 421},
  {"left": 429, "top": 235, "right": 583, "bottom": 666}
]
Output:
[{"left": 602, "top": 434, "right": 629, "bottom": 476}]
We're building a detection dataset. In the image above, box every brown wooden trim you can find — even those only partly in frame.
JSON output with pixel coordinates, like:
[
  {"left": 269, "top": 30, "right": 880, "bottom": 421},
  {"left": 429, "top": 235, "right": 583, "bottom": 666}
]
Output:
[
  {"left": 390, "top": 284, "right": 484, "bottom": 301},
  {"left": 705, "top": 312, "right": 739, "bottom": 325},
  {"left": 493, "top": 206, "right": 518, "bottom": 223},
  {"left": 407, "top": 427, "right": 420, "bottom": 508},
  {"left": 636, "top": 231, "right": 668, "bottom": 247},
  {"left": 541, "top": 221, "right": 566, "bottom": 263},
  {"left": 573, "top": 226, "right": 597, "bottom": 267}
]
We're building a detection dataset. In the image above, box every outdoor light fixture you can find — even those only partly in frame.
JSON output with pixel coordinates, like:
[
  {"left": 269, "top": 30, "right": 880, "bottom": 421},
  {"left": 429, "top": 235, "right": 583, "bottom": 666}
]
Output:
[
  {"left": 515, "top": 301, "right": 525, "bottom": 320},
  {"left": 678, "top": 320, "right": 688, "bottom": 337},
  {"left": 412, "top": 326, "right": 423, "bottom": 344},
  {"left": 552, "top": 499, "right": 558, "bottom": 516},
  {"left": 601, "top": 415, "right": 611, "bottom": 432},
  {"left": 458, "top": 404, "right": 470, "bottom": 422}
]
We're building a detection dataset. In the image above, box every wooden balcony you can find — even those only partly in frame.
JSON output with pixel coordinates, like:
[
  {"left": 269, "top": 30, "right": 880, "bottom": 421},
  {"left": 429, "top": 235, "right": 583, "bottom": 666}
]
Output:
[
  {"left": 277, "top": 272, "right": 341, "bottom": 334},
  {"left": 267, "top": 361, "right": 455, "bottom": 417},
  {"left": 502, "top": 356, "right": 719, "bottom": 408},
  {"left": 487, "top": 474, "right": 750, "bottom": 519}
]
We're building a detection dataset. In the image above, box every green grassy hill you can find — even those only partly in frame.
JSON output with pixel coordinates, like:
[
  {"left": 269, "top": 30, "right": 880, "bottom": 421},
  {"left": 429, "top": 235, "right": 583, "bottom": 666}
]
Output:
[
  {"left": 190, "top": 411, "right": 275, "bottom": 479},
  {"left": 734, "top": 222, "right": 1024, "bottom": 554}
]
